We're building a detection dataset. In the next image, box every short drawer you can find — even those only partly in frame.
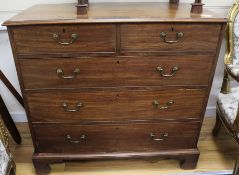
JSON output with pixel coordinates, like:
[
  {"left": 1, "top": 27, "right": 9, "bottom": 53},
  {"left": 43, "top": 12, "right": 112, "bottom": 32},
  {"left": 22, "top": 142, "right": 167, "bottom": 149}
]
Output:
[
  {"left": 11, "top": 24, "right": 116, "bottom": 55},
  {"left": 19, "top": 55, "right": 213, "bottom": 89},
  {"left": 27, "top": 88, "right": 206, "bottom": 123},
  {"left": 121, "top": 23, "right": 221, "bottom": 53},
  {"left": 33, "top": 122, "right": 199, "bottom": 153}
]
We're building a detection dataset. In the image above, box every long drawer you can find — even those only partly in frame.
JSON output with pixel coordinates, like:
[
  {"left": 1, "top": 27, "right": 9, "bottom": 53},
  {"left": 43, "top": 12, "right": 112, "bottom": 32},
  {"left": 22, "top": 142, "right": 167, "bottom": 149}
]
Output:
[
  {"left": 11, "top": 24, "right": 116, "bottom": 55},
  {"left": 27, "top": 88, "right": 206, "bottom": 123},
  {"left": 121, "top": 23, "right": 221, "bottom": 54},
  {"left": 19, "top": 55, "right": 213, "bottom": 89},
  {"left": 33, "top": 122, "right": 200, "bottom": 153}
]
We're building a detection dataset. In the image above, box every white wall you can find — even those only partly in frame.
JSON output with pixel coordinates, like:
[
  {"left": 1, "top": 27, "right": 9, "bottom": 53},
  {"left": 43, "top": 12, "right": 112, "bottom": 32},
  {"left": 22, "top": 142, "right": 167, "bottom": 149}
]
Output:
[{"left": 0, "top": 0, "right": 235, "bottom": 122}]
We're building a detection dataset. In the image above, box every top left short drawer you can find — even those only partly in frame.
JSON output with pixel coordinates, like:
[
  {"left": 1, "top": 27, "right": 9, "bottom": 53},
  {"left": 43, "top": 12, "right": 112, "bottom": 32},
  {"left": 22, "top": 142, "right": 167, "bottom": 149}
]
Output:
[{"left": 10, "top": 24, "right": 116, "bottom": 56}]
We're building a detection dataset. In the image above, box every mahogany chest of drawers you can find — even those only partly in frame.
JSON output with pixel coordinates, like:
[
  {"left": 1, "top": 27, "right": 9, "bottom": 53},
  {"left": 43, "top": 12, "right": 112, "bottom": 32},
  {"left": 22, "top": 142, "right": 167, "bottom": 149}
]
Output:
[{"left": 3, "top": 2, "right": 227, "bottom": 174}]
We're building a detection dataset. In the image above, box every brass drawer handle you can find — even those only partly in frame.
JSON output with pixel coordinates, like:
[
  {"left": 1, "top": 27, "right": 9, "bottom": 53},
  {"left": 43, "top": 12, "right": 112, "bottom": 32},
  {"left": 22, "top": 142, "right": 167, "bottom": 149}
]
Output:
[
  {"left": 56, "top": 68, "right": 80, "bottom": 79},
  {"left": 65, "top": 134, "right": 86, "bottom": 144},
  {"left": 52, "top": 33, "right": 78, "bottom": 45},
  {"left": 156, "top": 66, "right": 179, "bottom": 77},
  {"left": 62, "top": 102, "right": 84, "bottom": 112},
  {"left": 152, "top": 100, "right": 174, "bottom": 110},
  {"left": 160, "top": 32, "right": 184, "bottom": 44},
  {"left": 150, "top": 133, "right": 169, "bottom": 141}
]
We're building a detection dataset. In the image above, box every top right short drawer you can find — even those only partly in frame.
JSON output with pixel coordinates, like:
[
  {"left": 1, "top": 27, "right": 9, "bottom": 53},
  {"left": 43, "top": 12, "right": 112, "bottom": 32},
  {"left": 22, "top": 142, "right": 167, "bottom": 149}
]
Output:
[{"left": 120, "top": 24, "right": 221, "bottom": 54}]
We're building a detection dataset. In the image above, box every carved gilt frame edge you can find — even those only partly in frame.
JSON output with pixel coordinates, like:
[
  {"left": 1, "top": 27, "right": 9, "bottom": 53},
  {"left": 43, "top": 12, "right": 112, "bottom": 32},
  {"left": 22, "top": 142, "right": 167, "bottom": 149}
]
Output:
[{"left": 225, "top": 1, "right": 239, "bottom": 65}]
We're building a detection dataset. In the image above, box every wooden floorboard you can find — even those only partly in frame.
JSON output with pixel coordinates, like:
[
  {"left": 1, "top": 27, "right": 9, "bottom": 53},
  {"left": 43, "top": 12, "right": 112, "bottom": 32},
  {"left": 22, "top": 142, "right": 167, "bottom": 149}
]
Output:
[{"left": 9, "top": 117, "right": 238, "bottom": 175}]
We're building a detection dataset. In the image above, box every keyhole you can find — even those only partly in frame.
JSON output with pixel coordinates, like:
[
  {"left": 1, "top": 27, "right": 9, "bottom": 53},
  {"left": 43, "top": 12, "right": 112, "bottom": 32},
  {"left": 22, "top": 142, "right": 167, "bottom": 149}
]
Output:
[
  {"left": 171, "top": 28, "right": 174, "bottom": 32},
  {"left": 117, "top": 61, "right": 120, "bottom": 64},
  {"left": 62, "top": 28, "right": 66, "bottom": 33},
  {"left": 115, "top": 94, "right": 120, "bottom": 101}
]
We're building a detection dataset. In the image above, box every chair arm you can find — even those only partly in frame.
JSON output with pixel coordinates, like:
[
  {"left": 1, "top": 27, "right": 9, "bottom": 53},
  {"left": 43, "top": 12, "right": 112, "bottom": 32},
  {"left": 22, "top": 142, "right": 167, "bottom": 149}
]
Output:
[
  {"left": 221, "top": 69, "right": 231, "bottom": 94},
  {"left": 226, "top": 66, "right": 239, "bottom": 82},
  {"left": 233, "top": 102, "right": 239, "bottom": 133}
]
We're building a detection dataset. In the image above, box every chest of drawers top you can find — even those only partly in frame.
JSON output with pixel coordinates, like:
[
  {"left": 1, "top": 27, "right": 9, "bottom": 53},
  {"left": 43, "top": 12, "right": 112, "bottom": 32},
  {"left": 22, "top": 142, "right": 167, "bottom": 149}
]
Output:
[{"left": 3, "top": 2, "right": 226, "bottom": 26}]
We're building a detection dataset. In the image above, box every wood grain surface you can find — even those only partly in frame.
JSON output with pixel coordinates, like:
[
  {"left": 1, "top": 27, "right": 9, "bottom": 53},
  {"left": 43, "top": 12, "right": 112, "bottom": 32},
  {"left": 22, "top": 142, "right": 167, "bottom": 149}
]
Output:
[
  {"left": 26, "top": 88, "right": 206, "bottom": 123},
  {"left": 120, "top": 24, "right": 221, "bottom": 54},
  {"left": 33, "top": 121, "right": 200, "bottom": 153},
  {"left": 9, "top": 118, "right": 237, "bottom": 175},
  {"left": 19, "top": 55, "right": 214, "bottom": 89},
  {"left": 12, "top": 24, "right": 116, "bottom": 55}
]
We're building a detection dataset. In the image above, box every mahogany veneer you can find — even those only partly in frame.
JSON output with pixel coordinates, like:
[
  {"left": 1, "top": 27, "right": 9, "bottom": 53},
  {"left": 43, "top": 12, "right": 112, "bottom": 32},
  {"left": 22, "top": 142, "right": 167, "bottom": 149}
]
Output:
[
  {"left": 34, "top": 122, "right": 200, "bottom": 153},
  {"left": 120, "top": 24, "right": 221, "bottom": 54},
  {"left": 26, "top": 88, "right": 206, "bottom": 123},
  {"left": 12, "top": 24, "right": 116, "bottom": 55},
  {"left": 19, "top": 55, "right": 214, "bottom": 89},
  {"left": 3, "top": 2, "right": 227, "bottom": 175}
]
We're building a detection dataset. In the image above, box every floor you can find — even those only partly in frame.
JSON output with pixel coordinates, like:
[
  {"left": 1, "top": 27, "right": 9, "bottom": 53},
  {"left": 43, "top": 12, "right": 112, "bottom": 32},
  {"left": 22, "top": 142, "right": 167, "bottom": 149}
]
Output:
[{"left": 9, "top": 117, "right": 238, "bottom": 175}]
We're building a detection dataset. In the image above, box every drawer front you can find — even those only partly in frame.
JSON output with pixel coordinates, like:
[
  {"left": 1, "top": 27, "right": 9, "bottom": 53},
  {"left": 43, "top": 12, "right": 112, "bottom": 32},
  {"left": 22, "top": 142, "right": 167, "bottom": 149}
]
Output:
[
  {"left": 34, "top": 122, "right": 199, "bottom": 153},
  {"left": 12, "top": 24, "right": 116, "bottom": 55},
  {"left": 27, "top": 89, "right": 206, "bottom": 123},
  {"left": 19, "top": 55, "right": 213, "bottom": 89},
  {"left": 121, "top": 24, "right": 221, "bottom": 53}
]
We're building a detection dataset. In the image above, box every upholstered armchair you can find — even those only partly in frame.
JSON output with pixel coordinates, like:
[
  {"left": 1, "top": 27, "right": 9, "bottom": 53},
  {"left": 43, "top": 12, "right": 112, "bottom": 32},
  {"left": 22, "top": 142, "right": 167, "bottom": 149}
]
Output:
[
  {"left": 213, "top": 1, "right": 239, "bottom": 174},
  {"left": 0, "top": 118, "right": 15, "bottom": 175}
]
